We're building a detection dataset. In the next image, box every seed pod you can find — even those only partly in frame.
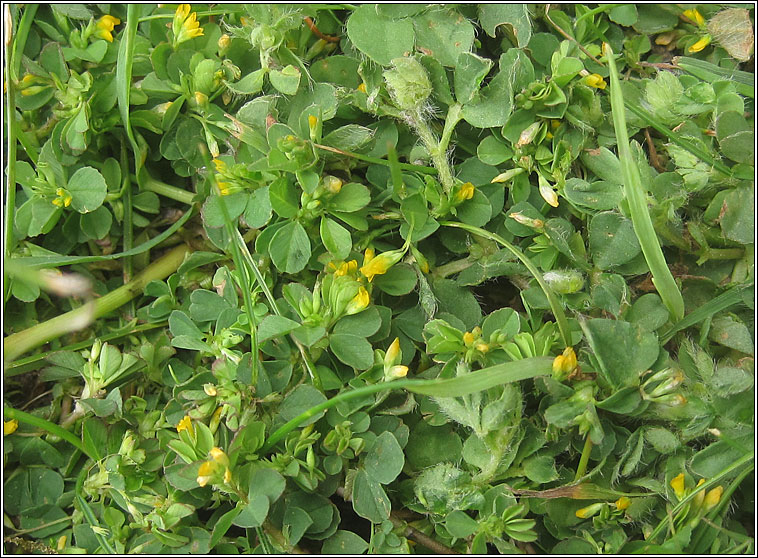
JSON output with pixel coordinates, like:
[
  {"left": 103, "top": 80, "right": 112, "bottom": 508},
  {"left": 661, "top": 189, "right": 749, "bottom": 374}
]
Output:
[{"left": 383, "top": 56, "right": 432, "bottom": 111}]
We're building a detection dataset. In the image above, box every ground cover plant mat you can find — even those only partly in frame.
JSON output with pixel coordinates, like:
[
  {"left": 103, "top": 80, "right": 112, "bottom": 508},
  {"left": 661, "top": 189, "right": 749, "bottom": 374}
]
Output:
[{"left": 2, "top": 3, "right": 755, "bottom": 554}]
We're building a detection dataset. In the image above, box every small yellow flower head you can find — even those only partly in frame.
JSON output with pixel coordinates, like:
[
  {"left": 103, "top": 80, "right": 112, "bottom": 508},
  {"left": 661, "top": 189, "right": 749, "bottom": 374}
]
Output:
[
  {"left": 688, "top": 36, "right": 711, "bottom": 53},
  {"left": 21, "top": 73, "right": 37, "bottom": 86},
  {"left": 4, "top": 419, "right": 18, "bottom": 436},
  {"left": 223, "top": 468, "right": 233, "bottom": 484},
  {"left": 474, "top": 342, "right": 489, "bottom": 353},
  {"left": 692, "top": 478, "right": 707, "bottom": 509},
  {"left": 454, "top": 182, "right": 475, "bottom": 203},
  {"left": 57, "top": 535, "right": 67, "bottom": 552},
  {"left": 614, "top": 496, "right": 631, "bottom": 511},
  {"left": 176, "top": 415, "right": 194, "bottom": 436},
  {"left": 52, "top": 188, "right": 72, "bottom": 208},
  {"left": 334, "top": 260, "right": 358, "bottom": 277},
  {"left": 385, "top": 337, "right": 402, "bottom": 367},
  {"left": 173, "top": 4, "right": 204, "bottom": 46},
  {"left": 386, "top": 365, "right": 409, "bottom": 380},
  {"left": 209, "top": 446, "right": 230, "bottom": 467},
  {"left": 212, "top": 158, "right": 227, "bottom": 173},
  {"left": 463, "top": 331, "right": 475, "bottom": 347},
  {"left": 345, "top": 286, "right": 370, "bottom": 315},
  {"left": 94, "top": 15, "right": 120, "bottom": 42},
  {"left": 575, "top": 502, "right": 605, "bottom": 519},
  {"left": 217, "top": 33, "right": 231, "bottom": 52},
  {"left": 683, "top": 9, "right": 705, "bottom": 27},
  {"left": 323, "top": 175, "right": 343, "bottom": 194},
  {"left": 194, "top": 91, "right": 209, "bottom": 107},
  {"left": 357, "top": 82, "right": 367, "bottom": 93},
  {"left": 552, "top": 347, "right": 578, "bottom": 380},
  {"left": 217, "top": 181, "right": 231, "bottom": 196},
  {"left": 670, "top": 472, "right": 686, "bottom": 500},
  {"left": 308, "top": 115, "right": 318, "bottom": 129},
  {"left": 585, "top": 73, "right": 607, "bottom": 90},
  {"left": 196, "top": 460, "right": 215, "bottom": 487},
  {"left": 703, "top": 486, "right": 723, "bottom": 511},
  {"left": 360, "top": 248, "right": 404, "bottom": 282}
]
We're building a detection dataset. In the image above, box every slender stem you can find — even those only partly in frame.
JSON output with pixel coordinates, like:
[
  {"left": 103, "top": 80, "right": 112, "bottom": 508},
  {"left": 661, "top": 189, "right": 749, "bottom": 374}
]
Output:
[
  {"left": 573, "top": 4, "right": 622, "bottom": 25},
  {"left": 574, "top": 434, "right": 593, "bottom": 481},
  {"left": 433, "top": 257, "right": 474, "bottom": 279},
  {"left": 3, "top": 244, "right": 190, "bottom": 362},
  {"left": 141, "top": 172, "right": 195, "bottom": 205},
  {"left": 605, "top": 43, "right": 685, "bottom": 322},
  {"left": 312, "top": 143, "right": 437, "bottom": 175},
  {"left": 411, "top": 108, "right": 455, "bottom": 194},
  {"left": 439, "top": 103, "right": 463, "bottom": 156},
  {"left": 4, "top": 407, "right": 93, "bottom": 460},
  {"left": 440, "top": 221, "right": 572, "bottom": 348},
  {"left": 120, "top": 143, "right": 135, "bottom": 318}
]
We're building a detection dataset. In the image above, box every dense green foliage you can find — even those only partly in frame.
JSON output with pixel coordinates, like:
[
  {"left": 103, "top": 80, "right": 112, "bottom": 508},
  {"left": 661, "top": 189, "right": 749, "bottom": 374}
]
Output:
[{"left": 3, "top": 4, "right": 754, "bottom": 554}]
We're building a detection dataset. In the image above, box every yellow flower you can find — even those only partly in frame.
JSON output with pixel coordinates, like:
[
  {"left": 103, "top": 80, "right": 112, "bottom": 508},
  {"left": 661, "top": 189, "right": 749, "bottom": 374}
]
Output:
[
  {"left": 615, "top": 496, "right": 630, "bottom": 511},
  {"left": 94, "top": 15, "right": 120, "bottom": 42},
  {"left": 683, "top": 9, "right": 705, "bottom": 27},
  {"left": 688, "top": 36, "right": 711, "bottom": 53},
  {"left": 224, "top": 468, "right": 233, "bottom": 484},
  {"left": 454, "top": 182, "right": 475, "bottom": 203},
  {"left": 357, "top": 82, "right": 367, "bottom": 93},
  {"left": 360, "top": 247, "right": 404, "bottom": 282},
  {"left": 196, "top": 460, "right": 215, "bottom": 487},
  {"left": 385, "top": 337, "right": 402, "bottom": 366},
  {"left": 323, "top": 175, "right": 343, "bottom": 194},
  {"left": 575, "top": 502, "right": 604, "bottom": 519},
  {"left": 552, "top": 347, "right": 577, "bottom": 380},
  {"left": 217, "top": 181, "right": 231, "bottom": 196},
  {"left": 463, "top": 331, "right": 475, "bottom": 347},
  {"left": 308, "top": 115, "right": 318, "bottom": 129},
  {"left": 670, "top": 472, "right": 686, "bottom": 500},
  {"left": 173, "top": 4, "right": 204, "bottom": 46},
  {"left": 203, "top": 383, "right": 217, "bottom": 397},
  {"left": 4, "top": 419, "right": 18, "bottom": 436},
  {"left": 585, "top": 73, "right": 607, "bottom": 90},
  {"left": 176, "top": 415, "right": 194, "bottom": 436},
  {"left": 52, "top": 188, "right": 72, "bottom": 208},
  {"left": 385, "top": 364, "right": 409, "bottom": 380},
  {"left": 474, "top": 342, "right": 489, "bottom": 353},
  {"left": 212, "top": 158, "right": 227, "bottom": 173},
  {"left": 209, "top": 447, "right": 229, "bottom": 467},
  {"left": 703, "top": 486, "right": 723, "bottom": 511},
  {"left": 345, "top": 286, "right": 370, "bottom": 315}
]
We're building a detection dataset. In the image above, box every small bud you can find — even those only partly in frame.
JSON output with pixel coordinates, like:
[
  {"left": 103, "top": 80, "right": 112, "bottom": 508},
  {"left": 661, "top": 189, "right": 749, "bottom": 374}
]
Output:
[
  {"left": 491, "top": 168, "right": 525, "bottom": 184},
  {"left": 385, "top": 365, "right": 409, "bottom": 381},
  {"left": 703, "top": 486, "right": 723, "bottom": 511},
  {"left": 385, "top": 337, "right": 402, "bottom": 367},
  {"left": 538, "top": 174, "right": 559, "bottom": 207},
  {"left": 615, "top": 496, "right": 630, "bottom": 511},
  {"left": 217, "top": 33, "right": 231, "bottom": 52},
  {"left": 575, "top": 502, "right": 605, "bottom": 519},
  {"left": 689, "top": 36, "right": 711, "bottom": 53},
  {"left": 4, "top": 419, "right": 18, "bottom": 436},
  {"left": 509, "top": 211, "right": 544, "bottom": 230},
  {"left": 584, "top": 73, "right": 607, "bottom": 90},
  {"left": 344, "top": 287, "right": 370, "bottom": 315},
  {"left": 209, "top": 447, "right": 230, "bottom": 467},
  {"left": 203, "top": 384, "right": 218, "bottom": 397},
  {"left": 517, "top": 122, "right": 541, "bottom": 147},
  {"left": 670, "top": 473, "right": 686, "bottom": 500},
  {"left": 683, "top": 9, "right": 705, "bottom": 27}
]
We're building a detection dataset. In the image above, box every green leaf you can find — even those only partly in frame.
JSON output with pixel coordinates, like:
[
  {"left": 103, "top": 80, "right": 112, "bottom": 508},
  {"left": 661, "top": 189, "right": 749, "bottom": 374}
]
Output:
[
  {"left": 373, "top": 264, "right": 417, "bottom": 296},
  {"left": 269, "top": 221, "right": 311, "bottom": 274},
  {"left": 323, "top": 125, "right": 375, "bottom": 152},
  {"left": 233, "top": 494, "right": 269, "bottom": 528},
  {"left": 210, "top": 508, "right": 241, "bottom": 549},
  {"left": 320, "top": 217, "right": 352, "bottom": 260},
  {"left": 456, "top": 189, "right": 492, "bottom": 227},
  {"left": 328, "top": 182, "right": 371, "bottom": 213},
  {"left": 346, "top": 5, "right": 415, "bottom": 66},
  {"left": 412, "top": 9, "right": 475, "bottom": 67},
  {"left": 716, "top": 111, "right": 754, "bottom": 164},
  {"left": 202, "top": 192, "right": 248, "bottom": 228},
  {"left": 278, "top": 384, "right": 327, "bottom": 427},
  {"left": 477, "top": 4, "right": 531, "bottom": 46},
  {"left": 461, "top": 53, "right": 515, "bottom": 128},
  {"left": 352, "top": 469, "right": 391, "bottom": 523},
  {"left": 564, "top": 178, "right": 624, "bottom": 210},
  {"left": 445, "top": 510, "right": 479, "bottom": 538},
  {"left": 80, "top": 206, "right": 112, "bottom": 240},
  {"left": 257, "top": 315, "right": 300, "bottom": 344},
  {"left": 322, "top": 530, "right": 369, "bottom": 555},
  {"left": 581, "top": 318, "right": 659, "bottom": 389},
  {"left": 243, "top": 187, "right": 272, "bottom": 229},
  {"left": 589, "top": 212, "right": 641, "bottom": 270},
  {"left": 708, "top": 315, "right": 754, "bottom": 355},
  {"left": 269, "top": 65, "right": 301, "bottom": 95},
  {"left": 329, "top": 333, "right": 374, "bottom": 370},
  {"left": 67, "top": 167, "right": 107, "bottom": 213},
  {"left": 364, "top": 431, "right": 404, "bottom": 484},
  {"left": 609, "top": 4, "right": 638, "bottom": 26}
]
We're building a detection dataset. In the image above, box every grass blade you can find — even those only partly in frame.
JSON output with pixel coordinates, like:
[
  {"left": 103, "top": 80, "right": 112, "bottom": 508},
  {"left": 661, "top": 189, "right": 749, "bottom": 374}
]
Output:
[
  {"left": 605, "top": 43, "right": 685, "bottom": 322},
  {"left": 260, "top": 356, "right": 552, "bottom": 452}
]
